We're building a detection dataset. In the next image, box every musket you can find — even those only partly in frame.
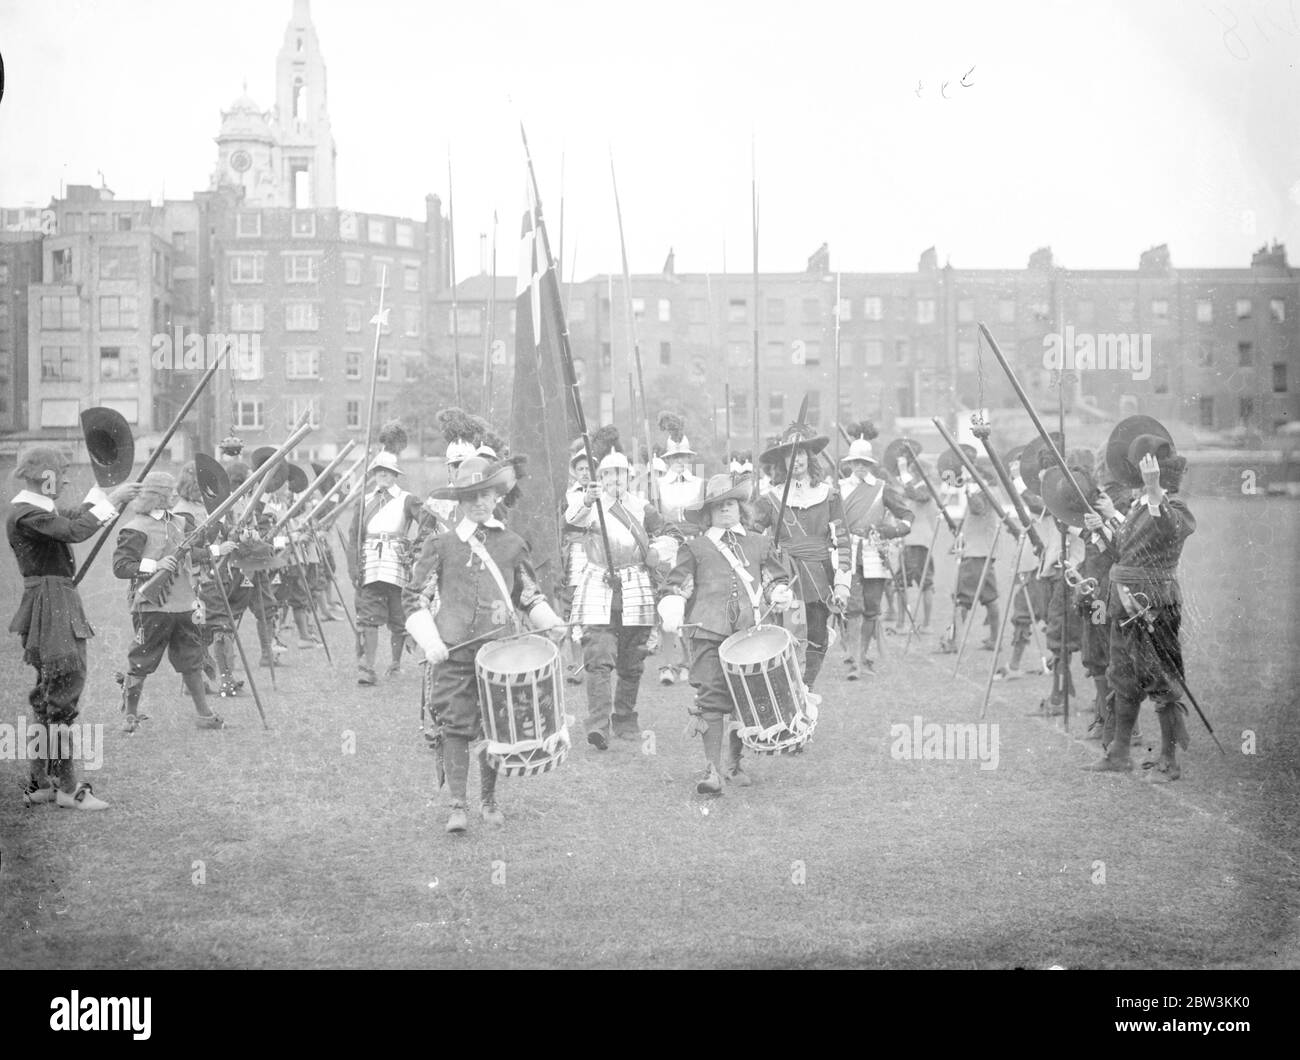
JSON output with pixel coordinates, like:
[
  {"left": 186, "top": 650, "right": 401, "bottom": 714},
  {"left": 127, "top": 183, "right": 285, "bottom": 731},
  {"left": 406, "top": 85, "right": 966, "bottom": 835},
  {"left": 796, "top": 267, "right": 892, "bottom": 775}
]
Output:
[
  {"left": 899, "top": 441, "right": 961, "bottom": 539},
  {"left": 75, "top": 343, "right": 231, "bottom": 585},
  {"left": 610, "top": 150, "right": 657, "bottom": 507},
  {"left": 521, "top": 122, "right": 618, "bottom": 588},
  {"left": 979, "top": 322, "right": 1098, "bottom": 520},
  {"left": 270, "top": 440, "right": 359, "bottom": 536},
  {"left": 969, "top": 417, "right": 1045, "bottom": 555},
  {"left": 771, "top": 394, "right": 811, "bottom": 551},
  {"left": 301, "top": 453, "right": 367, "bottom": 526},
  {"left": 932, "top": 418, "right": 1026, "bottom": 543}
]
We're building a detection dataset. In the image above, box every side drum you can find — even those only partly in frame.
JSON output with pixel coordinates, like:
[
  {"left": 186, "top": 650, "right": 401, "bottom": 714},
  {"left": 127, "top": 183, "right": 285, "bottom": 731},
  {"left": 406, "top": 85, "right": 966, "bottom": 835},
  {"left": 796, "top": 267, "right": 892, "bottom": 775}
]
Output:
[
  {"left": 717, "top": 624, "right": 818, "bottom": 755},
  {"left": 475, "top": 634, "right": 571, "bottom": 777}
]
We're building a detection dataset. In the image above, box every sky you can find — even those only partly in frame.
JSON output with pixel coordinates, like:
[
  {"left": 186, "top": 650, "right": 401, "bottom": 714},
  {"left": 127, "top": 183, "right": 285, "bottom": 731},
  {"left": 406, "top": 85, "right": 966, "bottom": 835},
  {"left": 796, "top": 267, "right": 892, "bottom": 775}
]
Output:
[{"left": 0, "top": 0, "right": 1297, "bottom": 276}]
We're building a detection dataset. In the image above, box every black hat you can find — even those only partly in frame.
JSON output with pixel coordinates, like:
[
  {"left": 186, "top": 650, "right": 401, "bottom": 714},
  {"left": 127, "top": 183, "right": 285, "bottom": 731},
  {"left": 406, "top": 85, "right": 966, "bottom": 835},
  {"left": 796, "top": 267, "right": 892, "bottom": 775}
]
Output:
[
  {"left": 884, "top": 437, "right": 923, "bottom": 472},
  {"left": 1019, "top": 432, "right": 1065, "bottom": 487},
  {"left": 80, "top": 406, "right": 135, "bottom": 487},
  {"left": 1041, "top": 465, "right": 1097, "bottom": 529},
  {"left": 1106, "top": 415, "right": 1175, "bottom": 489},
  {"left": 759, "top": 423, "right": 829, "bottom": 465},
  {"left": 286, "top": 463, "right": 309, "bottom": 494},
  {"left": 251, "top": 446, "right": 288, "bottom": 492},
  {"left": 311, "top": 461, "right": 338, "bottom": 497},
  {"left": 193, "top": 453, "right": 231, "bottom": 515},
  {"left": 936, "top": 443, "right": 977, "bottom": 480}
]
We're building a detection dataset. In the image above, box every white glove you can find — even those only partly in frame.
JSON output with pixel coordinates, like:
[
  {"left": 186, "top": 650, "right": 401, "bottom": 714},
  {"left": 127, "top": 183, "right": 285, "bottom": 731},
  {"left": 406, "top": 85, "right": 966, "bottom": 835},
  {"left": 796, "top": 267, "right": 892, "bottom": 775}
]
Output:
[
  {"left": 405, "top": 609, "right": 449, "bottom": 664},
  {"left": 527, "top": 600, "right": 563, "bottom": 632},
  {"left": 658, "top": 594, "right": 685, "bottom": 635},
  {"left": 769, "top": 583, "right": 794, "bottom": 611}
]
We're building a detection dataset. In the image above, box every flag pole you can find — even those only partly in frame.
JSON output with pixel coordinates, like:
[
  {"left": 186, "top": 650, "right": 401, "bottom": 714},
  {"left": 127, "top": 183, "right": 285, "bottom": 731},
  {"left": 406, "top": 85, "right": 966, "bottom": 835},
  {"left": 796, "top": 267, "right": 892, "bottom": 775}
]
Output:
[
  {"left": 448, "top": 150, "right": 463, "bottom": 406},
  {"left": 834, "top": 270, "right": 842, "bottom": 470},
  {"left": 357, "top": 268, "right": 388, "bottom": 581},
  {"left": 610, "top": 150, "right": 658, "bottom": 507},
  {"left": 483, "top": 209, "right": 498, "bottom": 420},
  {"left": 521, "top": 123, "right": 618, "bottom": 589},
  {"left": 751, "top": 136, "right": 761, "bottom": 491}
]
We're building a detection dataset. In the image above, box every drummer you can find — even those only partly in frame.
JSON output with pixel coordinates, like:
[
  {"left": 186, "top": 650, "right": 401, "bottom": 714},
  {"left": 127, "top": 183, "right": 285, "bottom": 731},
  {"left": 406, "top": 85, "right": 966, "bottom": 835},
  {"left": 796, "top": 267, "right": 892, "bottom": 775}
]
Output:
[
  {"left": 403, "top": 455, "right": 564, "bottom": 834},
  {"left": 654, "top": 414, "right": 704, "bottom": 686},
  {"left": 659, "top": 474, "right": 793, "bottom": 793}
]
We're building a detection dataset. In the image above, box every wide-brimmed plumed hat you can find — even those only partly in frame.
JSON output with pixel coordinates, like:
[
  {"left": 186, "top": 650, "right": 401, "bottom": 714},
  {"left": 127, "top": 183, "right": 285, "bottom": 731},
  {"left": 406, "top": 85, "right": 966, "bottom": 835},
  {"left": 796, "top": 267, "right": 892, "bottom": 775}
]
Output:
[
  {"left": 1106, "top": 415, "right": 1176, "bottom": 489},
  {"left": 81, "top": 406, "right": 135, "bottom": 487},
  {"left": 430, "top": 455, "right": 517, "bottom": 500},
  {"left": 286, "top": 462, "right": 309, "bottom": 494},
  {"left": 1018, "top": 431, "right": 1065, "bottom": 485},
  {"left": 1040, "top": 465, "right": 1097, "bottom": 528},
  {"left": 684, "top": 473, "right": 751, "bottom": 525},
  {"left": 251, "top": 446, "right": 289, "bottom": 492},
  {"left": 884, "top": 437, "right": 922, "bottom": 471},
  {"left": 194, "top": 453, "right": 231, "bottom": 514},
  {"left": 936, "top": 443, "right": 977, "bottom": 480},
  {"left": 760, "top": 423, "right": 829, "bottom": 465}
]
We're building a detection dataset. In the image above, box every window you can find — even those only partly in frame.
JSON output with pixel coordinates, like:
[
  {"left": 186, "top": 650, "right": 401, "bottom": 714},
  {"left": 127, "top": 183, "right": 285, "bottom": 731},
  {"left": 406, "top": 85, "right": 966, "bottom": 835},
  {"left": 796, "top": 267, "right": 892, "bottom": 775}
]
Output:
[
  {"left": 375, "top": 400, "right": 391, "bottom": 423},
  {"left": 41, "top": 345, "right": 81, "bottom": 380},
  {"left": 284, "top": 253, "right": 319, "bottom": 283},
  {"left": 803, "top": 340, "right": 822, "bottom": 366},
  {"left": 230, "top": 301, "right": 264, "bottom": 331},
  {"left": 285, "top": 302, "right": 320, "bottom": 331},
  {"left": 339, "top": 212, "right": 358, "bottom": 241},
  {"left": 99, "top": 246, "right": 139, "bottom": 280},
  {"left": 916, "top": 299, "right": 936, "bottom": 324},
  {"left": 285, "top": 348, "right": 321, "bottom": 380},
  {"left": 236, "top": 212, "right": 262, "bottom": 238},
  {"left": 895, "top": 339, "right": 909, "bottom": 365},
  {"left": 1274, "top": 363, "right": 1288, "bottom": 392},
  {"left": 99, "top": 295, "right": 139, "bottom": 329},
  {"left": 726, "top": 341, "right": 750, "bottom": 368},
  {"left": 99, "top": 346, "right": 139, "bottom": 380},
  {"left": 763, "top": 297, "right": 786, "bottom": 324},
  {"left": 957, "top": 340, "right": 977, "bottom": 371},
  {"left": 1197, "top": 344, "right": 1214, "bottom": 367},
  {"left": 173, "top": 231, "right": 188, "bottom": 254},
  {"left": 403, "top": 307, "right": 420, "bottom": 336},
  {"left": 1151, "top": 299, "right": 1169, "bottom": 322},
  {"left": 728, "top": 299, "right": 747, "bottom": 323},
  {"left": 1239, "top": 397, "right": 1254, "bottom": 424},
  {"left": 152, "top": 249, "right": 163, "bottom": 281},
  {"left": 89, "top": 213, "right": 107, "bottom": 231},
  {"left": 286, "top": 396, "right": 322, "bottom": 428},
  {"left": 730, "top": 390, "right": 748, "bottom": 423},
  {"left": 1199, "top": 396, "right": 1214, "bottom": 428},
  {"left": 1270, "top": 299, "right": 1286, "bottom": 323},
  {"left": 41, "top": 398, "right": 82, "bottom": 427},
  {"left": 404, "top": 264, "right": 420, "bottom": 292},
  {"left": 956, "top": 298, "right": 974, "bottom": 324},
  {"left": 374, "top": 261, "right": 391, "bottom": 287},
  {"left": 345, "top": 351, "right": 362, "bottom": 380},
  {"left": 1236, "top": 299, "right": 1252, "bottom": 320},
  {"left": 403, "top": 353, "right": 422, "bottom": 382},
  {"left": 631, "top": 298, "right": 646, "bottom": 320},
  {"left": 448, "top": 307, "right": 481, "bottom": 336},
  {"left": 765, "top": 340, "right": 786, "bottom": 368},
  {"left": 569, "top": 299, "right": 587, "bottom": 323},
  {"left": 1076, "top": 300, "right": 1095, "bottom": 325},
  {"left": 1196, "top": 299, "right": 1213, "bottom": 323},
  {"left": 997, "top": 299, "right": 1015, "bottom": 324},
  {"left": 344, "top": 304, "right": 362, "bottom": 332},
  {"left": 601, "top": 342, "right": 611, "bottom": 369},
  {"left": 509, "top": 307, "right": 516, "bottom": 334},
  {"left": 233, "top": 340, "right": 263, "bottom": 380},
  {"left": 395, "top": 223, "right": 414, "bottom": 248},
  {"left": 41, "top": 295, "right": 80, "bottom": 329},
  {"left": 1031, "top": 302, "right": 1051, "bottom": 322},
  {"left": 52, "top": 248, "right": 73, "bottom": 281},
  {"left": 368, "top": 218, "right": 388, "bottom": 243},
  {"left": 0, "top": 303, "right": 8, "bottom": 330},
  {"left": 688, "top": 298, "right": 708, "bottom": 324},
  {"left": 802, "top": 298, "right": 821, "bottom": 323},
  {"left": 229, "top": 254, "right": 264, "bottom": 284},
  {"left": 1117, "top": 300, "right": 1135, "bottom": 323},
  {"left": 657, "top": 298, "right": 671, "bottom": 323},
  {"left": 344, "top": 258, "right": 362, "bottom": 285},
  {"left": 805, "top": 390, "right": 821, "bottom": 428},
  {"left": 63, "top": 213, "right": 83, "bottom": 233},
  {"left": 1238, "top": 341, "right": 1253, "bottom": 366},
  {"left": 836, "top": 298, "right": 852, "bottom": 322},
  {"left": 376, "top": 355, "right": 390, "bottom": 382},
  {"left": 346, "top": 399, "right": 361, "bottom": 428},
  {"left": 659, "top": 341, "right": 671, "bottom": 366},
  {"left": 292, "top": 212, "right": 316, "bottom": 237},
  {"left": 768, "top": 391, "right": 785, "bottom": 427},
  {"left": 863, "top": 296, "right": 883, "bottom": 321},
  {"left": 0, "top": 263, "right": 9, "bottom": 286},
  {"left": 864, "top": 339, "right": 884, "bottom": 367}
]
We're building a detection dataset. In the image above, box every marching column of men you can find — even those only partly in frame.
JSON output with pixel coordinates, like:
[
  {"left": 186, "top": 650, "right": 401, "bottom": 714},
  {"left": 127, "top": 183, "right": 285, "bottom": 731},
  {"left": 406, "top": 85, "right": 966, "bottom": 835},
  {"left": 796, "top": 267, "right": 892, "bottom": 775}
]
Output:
[{"left": 8, "top": 403, "right": 1201, "bottom": 824}]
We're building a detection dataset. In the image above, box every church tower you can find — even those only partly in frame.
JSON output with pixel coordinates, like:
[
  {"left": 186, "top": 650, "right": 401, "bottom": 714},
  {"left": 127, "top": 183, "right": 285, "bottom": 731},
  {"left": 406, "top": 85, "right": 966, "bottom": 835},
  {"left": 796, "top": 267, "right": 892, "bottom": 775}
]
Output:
[
  {"left": 273, "top": 0, "right": 337, "bottom": 209},
  {"left": 211, "top": 88, "right": 281, "bottom": 205}
]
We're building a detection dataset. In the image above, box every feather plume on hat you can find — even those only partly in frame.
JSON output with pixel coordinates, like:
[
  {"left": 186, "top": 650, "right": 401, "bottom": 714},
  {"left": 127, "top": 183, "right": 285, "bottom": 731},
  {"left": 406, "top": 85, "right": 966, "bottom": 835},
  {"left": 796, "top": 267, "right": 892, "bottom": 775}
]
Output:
[
  {"left": 437, "top": 406, "right": 481, "bottom": 445},
  {"left": 590, "top": 425, "right": 622, "bottom": 464},
  {"left": 656, "top": 411, "right": 686, "bottom": 443},
  {"left": 844, "top": 419, "right": 878, "bottom": 442},
  {"left": 378, "top": 420, "right": 408, "bottom": 455}
]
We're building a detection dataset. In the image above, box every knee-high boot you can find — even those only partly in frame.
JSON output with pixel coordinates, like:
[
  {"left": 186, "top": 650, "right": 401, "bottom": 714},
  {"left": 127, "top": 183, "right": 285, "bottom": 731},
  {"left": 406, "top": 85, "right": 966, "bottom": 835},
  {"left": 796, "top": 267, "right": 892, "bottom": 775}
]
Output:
[
  {"left": 388, "top": 630, "right": 405, "bottom": 676},
  {"left": 860, "top": 618, "right": 876, "bottom": 664},
  {"left": 697, "top": 716, "right": 724, "bottom": 794},
  {"left": 1085, "top": 693, "right": 1137, "bottom": 771},
  {"left": 921, "top": 587, "right": 934, "bottom": 629},
  {"left": 443, "top": 735, "right": 471, "bottom": 832},
  {"left": 478, "top": 745, "right": 503, "bottom": 823},
  {"left": 724, "top": 725, "right": 752, "bottom": 786},
  {"left": 183, "top": 670, "right": 224, "bottom": 728},
  {"left": 1145, "top": 703, "right": 1186, "bottom": 782},
  {"left": 983, "top": 602, "right": 1000, "bottom": 647},
  {"left": 357, "top": 627, "right": 379, "bottom": 685},
  {"left": 293, "top": 608, "right": 320, "bottom": 647}
]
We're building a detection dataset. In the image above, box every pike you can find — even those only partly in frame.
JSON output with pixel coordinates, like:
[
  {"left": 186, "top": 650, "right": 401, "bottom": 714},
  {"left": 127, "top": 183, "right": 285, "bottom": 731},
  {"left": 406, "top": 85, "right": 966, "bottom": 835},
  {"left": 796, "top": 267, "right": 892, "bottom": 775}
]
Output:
[
  {"left": 521, "top": 122, "right": 617, "bottom": 589},
  {"left": 74, "top": 343, "right": 231, "bottom": 585},
  {"left": 301, "top": 453, "right": 367, "bottom": 526},
  {"left": 482, "top": 209, "right": 498, "bottom": 420},
  {"left": 750, "top": 136, "right": 761, "bottom": 502},
  {"left": 448, "top": 150, "right": 463, "bottom": 406},
  {"left": 969, "top": 418, "right": 1045, "bottom": 555},
  {"left": 771, "top": 394, "right": 811, "bottom": 551},
  {"left": 356, "top": 267, "right": 389, "bottom": 584},
  {"left": 932, "top": 418, "right": 1026, "bottom": 541},
  {"left": 269, "top": 440, "right": 359, "bottom": 535},
  {"left": 610, "top": 150, "right": 655, "bottom": 504}
]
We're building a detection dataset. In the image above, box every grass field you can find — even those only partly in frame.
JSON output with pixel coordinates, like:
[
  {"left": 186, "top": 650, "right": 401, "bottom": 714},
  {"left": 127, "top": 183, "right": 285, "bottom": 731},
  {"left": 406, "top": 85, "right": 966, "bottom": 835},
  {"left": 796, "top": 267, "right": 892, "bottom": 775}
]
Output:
[{"left": 1, "top": 475, "right": 1298, "bottom": 969}]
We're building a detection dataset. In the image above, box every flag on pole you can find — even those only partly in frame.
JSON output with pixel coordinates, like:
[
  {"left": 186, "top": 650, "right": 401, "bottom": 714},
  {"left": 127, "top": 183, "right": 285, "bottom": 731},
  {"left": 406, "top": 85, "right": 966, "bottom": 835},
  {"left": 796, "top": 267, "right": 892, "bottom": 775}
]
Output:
[{"left": 509, "top": 182, "right": 574, "bottom": 597}]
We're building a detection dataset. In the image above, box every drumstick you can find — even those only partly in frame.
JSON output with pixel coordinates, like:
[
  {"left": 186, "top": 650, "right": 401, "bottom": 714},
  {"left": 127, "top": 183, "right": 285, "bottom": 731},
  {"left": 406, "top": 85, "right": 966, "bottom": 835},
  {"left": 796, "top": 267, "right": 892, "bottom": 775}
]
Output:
[{"left": 447, "top": 622, "right": 579, "bottom": 654}]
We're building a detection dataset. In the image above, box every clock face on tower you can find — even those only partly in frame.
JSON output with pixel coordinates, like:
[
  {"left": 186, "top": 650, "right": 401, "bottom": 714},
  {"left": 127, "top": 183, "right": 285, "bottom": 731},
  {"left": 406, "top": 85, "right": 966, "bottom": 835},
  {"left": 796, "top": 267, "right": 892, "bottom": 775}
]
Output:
[{"left": 230, "top": 149, "right": 252, "bottom": 173}]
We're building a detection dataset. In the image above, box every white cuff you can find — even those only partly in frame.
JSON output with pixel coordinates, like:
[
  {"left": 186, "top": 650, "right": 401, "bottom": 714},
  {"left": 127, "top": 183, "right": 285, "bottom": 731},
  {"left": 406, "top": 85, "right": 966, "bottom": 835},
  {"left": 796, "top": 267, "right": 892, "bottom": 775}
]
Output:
[
  {"left": 528, "top": 600, "right": 563, "bottom": 631},
  {"left": 833, "top": 571, "right": 852, "bottom": 591},
  {"left": 273, "top": 535, "right": 289, "bottom": 549},
  {"left": 404, "top": 609, "right": 446, "bottom": 657},
  {"left": 209, "top": 544, "right": 223, "bottom": 559},
  {"left": 1012, "top": 476, "right": 1027, "bottom": 496},
  {"left": 139, "top": 557, "right": 159, "bottom": 574},
  {"left": 657, "top": 594, "right": 685, "bottom": 632}
]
